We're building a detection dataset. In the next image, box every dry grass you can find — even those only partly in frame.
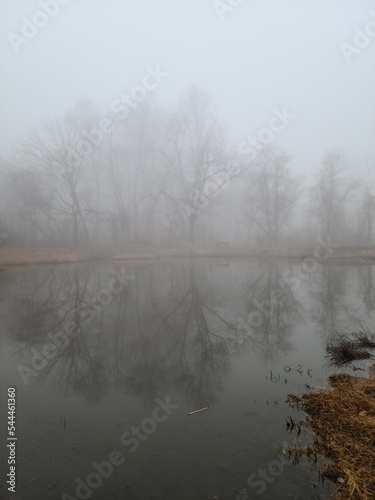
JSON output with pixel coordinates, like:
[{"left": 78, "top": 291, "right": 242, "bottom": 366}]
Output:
[
  {"left": 326, "top": 332, "right": 375, "bottom": 367},
  {"left": 288, "top": 374, "right": 375, "bottom": 500},
  {"left": 0, "top": 248, "right": 87, "bottom": 266},
  {"left": 110, "top": 244, "right": 375, "bottom": 261},
  {"left": 0, "top": 244, "right": 374, "bottom": 267}
]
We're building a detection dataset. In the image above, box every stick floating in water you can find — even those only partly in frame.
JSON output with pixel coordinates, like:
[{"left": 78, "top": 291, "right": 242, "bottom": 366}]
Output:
[{"left": 188, "top": 406, "right": 210, "bottom": 416}]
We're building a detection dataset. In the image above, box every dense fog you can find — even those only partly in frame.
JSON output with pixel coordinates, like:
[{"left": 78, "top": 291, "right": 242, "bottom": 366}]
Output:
[{"left": 0, "top": 0, "right": 374, "bottom": 248}]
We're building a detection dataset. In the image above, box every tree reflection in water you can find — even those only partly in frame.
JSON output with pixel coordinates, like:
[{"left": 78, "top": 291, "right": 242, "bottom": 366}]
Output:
[{"left": 5, "top": 261, "right": 374, "bottom": 406}]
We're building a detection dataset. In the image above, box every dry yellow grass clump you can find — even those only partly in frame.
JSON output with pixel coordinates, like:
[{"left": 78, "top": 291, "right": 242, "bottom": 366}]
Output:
[{"left": 289, "top": 374, "right": 375, "bottom": 499}]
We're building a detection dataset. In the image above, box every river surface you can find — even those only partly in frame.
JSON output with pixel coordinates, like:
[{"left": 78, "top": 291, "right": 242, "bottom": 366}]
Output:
[{"left": 0, "top": 259, "right": 374, "bottom": 500}]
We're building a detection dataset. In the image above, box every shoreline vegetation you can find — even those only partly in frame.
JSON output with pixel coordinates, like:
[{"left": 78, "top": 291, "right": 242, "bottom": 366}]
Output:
[
  {"left": 287, "top": 373, "right": 375, "bottom": 500},
  {"left": 0, "top": 244, "right": 374, "bottom": 268},
  {"left": 287, "top": 331, "right": 375, "bottom": 500}
]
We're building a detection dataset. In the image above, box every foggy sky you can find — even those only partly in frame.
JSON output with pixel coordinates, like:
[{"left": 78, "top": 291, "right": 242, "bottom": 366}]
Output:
[{"left": 1, "top": 0, "right": 374, "bottom": 178}]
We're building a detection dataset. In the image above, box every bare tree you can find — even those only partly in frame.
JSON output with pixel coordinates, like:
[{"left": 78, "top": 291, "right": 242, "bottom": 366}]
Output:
[
  {"left": 3, "top": 167, "right": 53, "bottom": 244},
  {"left": 356, "top": 174, "right": 375, "bottom": 246},
  {"left": 101, "top": 101, "right": 160, "bottom": 244},
  {"left": 7, "top": 103, "right": 100, "bottom": 247},
  {"left": 311, "top": 151, "right": 356, "bottom": 244},
  {"left": 243, "top": 146, "right": 303, "bottom": 245},
  {"left": 155, "top": 87, "right": 230, "bottom": 243}
]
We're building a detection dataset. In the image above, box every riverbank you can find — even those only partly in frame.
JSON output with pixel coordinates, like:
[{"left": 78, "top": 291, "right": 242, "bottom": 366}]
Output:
[
  {"left": 288, "top": 373, "right": 375, "bottom": 500},
  {"left": 0, "top": 244, "right": 374, "bottom": 268}
]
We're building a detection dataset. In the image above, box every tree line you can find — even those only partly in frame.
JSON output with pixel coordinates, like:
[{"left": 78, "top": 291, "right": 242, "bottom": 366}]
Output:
[{"left": 0, "top": 87, "right": 373, "bottom": 247}]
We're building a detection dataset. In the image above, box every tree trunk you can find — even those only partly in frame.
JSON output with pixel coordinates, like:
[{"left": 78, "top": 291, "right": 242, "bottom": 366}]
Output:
[{"left": 189, "top": 213, "right": 196, "bottom": 244}]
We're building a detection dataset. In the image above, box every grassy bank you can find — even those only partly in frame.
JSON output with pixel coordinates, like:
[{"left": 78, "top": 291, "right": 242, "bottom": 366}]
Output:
[
  {"left": 0, "top": 244, "right": 374, "bottom": 268},
  {"left": 288, "top": 373, "right": 375, "bottom": 500}
]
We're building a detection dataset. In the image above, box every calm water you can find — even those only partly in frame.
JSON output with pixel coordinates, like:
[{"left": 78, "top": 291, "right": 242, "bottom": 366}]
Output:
[{"left": 0, "top": 260, "right": 374, "bottom": 500}]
